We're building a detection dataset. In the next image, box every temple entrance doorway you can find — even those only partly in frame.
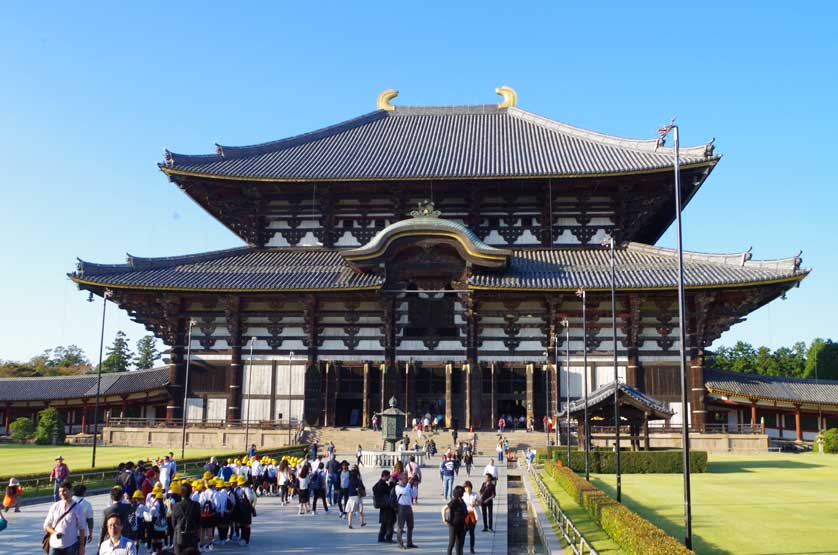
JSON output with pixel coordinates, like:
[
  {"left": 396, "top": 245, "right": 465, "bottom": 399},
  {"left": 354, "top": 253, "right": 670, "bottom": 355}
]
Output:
[{"left": 335, "top": 398, "right": 363, "bottom": 427}]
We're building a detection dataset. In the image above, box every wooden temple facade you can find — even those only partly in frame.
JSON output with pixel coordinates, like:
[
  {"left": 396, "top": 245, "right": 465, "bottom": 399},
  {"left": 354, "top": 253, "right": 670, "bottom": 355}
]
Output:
[{"left": 68, "top": 89, "right": 810, "bottom": 431}]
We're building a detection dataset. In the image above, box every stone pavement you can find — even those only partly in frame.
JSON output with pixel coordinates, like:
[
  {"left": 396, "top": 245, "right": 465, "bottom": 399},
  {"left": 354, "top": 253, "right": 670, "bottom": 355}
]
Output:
[{"left": 0, "top": 455, "right": 507, "bottom": 555}]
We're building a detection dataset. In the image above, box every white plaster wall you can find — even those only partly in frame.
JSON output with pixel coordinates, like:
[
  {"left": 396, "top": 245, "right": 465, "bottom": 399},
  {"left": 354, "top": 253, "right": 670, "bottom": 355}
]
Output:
[
  {"left": 241, "top": 398, "right": 271, "bottom": 422},
  {"left": 275, "top": 364, "right": 306, "bottom": 396},
  {"left": 207, "top": 398, "right": 227, "bottom": 421}
]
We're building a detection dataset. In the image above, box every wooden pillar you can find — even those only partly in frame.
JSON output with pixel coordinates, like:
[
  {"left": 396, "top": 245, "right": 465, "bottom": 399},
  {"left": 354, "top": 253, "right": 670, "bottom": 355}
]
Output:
[
  {"left": 5, "top": 405, "right": 11, "bottom": 435},
  {"left": 303, "top": 294, "right": 321, "bottom": 426},
  {"left": 166, "top": 321, "right": 186, "bottom": 423},
  {"left": 795, "top": 406, "right": 802, "bottom": 442},
  {"left": 223, "top": 296, "right": 243, "bottom": 422},
  {"left": 362, "top": 362, "right": 370, "bottom": 429},
  {"left": 380, "top": 363, "right": 387, "bottom": 415},
  {"left": 323, "top": 362, "right": 330, "bottom": 427},
  {"left": 490, "top": 363, "right": 496, "bottom": 428},
  {"left": 750, "top": 402, "right": 758, "bottom": 433},
  {"left": 121, "top": 396, "right": 129, "bottom": 418},
  {"left": 381, "top": 295, "right": 397, "bottom": 408},
  {"left": 269, "top": 360, "right": 277, "bottom": 424},
  {"left": 643, "top": 411, "right": 650, "bottom": 451},
  {"left": 526, "top": 362, "right": 535, "bottom": 425},
  {"left": 445, "top": 363, "right": 453, "bottom": 429},
  {"left": 404, "top": 361, "right": 411, "bottom": 426},
  {"left": 778, "top": 408, "right": 783, "bottom": 439},
  {"left": 464, "top": 363, "right": 472, "bottom": 431}
]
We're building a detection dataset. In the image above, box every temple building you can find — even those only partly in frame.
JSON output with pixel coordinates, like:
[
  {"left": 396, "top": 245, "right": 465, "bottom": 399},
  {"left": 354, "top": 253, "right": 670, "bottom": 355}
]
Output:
[{"left": 64, "top": 87, "right": 811, "bottom": 434}]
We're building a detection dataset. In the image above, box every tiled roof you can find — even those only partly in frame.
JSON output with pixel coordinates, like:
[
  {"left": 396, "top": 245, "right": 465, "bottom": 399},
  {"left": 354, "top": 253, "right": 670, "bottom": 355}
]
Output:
[
  {"left": 564, "top": 381, "right": 674, "bottom": 417},
  {"left": 704, "top": 368, "right": 838, "bottom": 406},
  {"left": 72, "top": 243, "right": 807, "bottom": 292},
  {"left": 0, "top": 368, "right": 169, "bottom": 403},
  {"left": 161, "top": 105, "right": 718, "bottom": 180}
]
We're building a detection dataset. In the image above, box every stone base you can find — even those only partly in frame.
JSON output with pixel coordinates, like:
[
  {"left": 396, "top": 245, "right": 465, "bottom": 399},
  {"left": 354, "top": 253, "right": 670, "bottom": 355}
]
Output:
[
  {"left": 102, "top": 426, "right": 297, "bottom": 449},
  {"left": 592, "top": 432, "right": 769, "bottom": 454}
]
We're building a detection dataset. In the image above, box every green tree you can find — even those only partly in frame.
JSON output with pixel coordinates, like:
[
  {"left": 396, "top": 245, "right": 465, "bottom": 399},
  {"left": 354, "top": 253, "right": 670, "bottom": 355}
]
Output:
[
  {"left": 44, "top": 345, "right": 89, "bottom": 368},
  {"left": 34, "top": 407, "right": 65, "bottom": 445},
  {"left": 804, "top": 339, "right": 838, "bottom": 380},
  {"left": 134, "top": 335, "right": 161, "bottom": 370},
  {"left": 773, "top": 342, "right": 806, "bottom": 378},
  {"left": 754, "top": 346, "right": 780, "bottom": 376},
  {"left": 9, "top": 417, "right": 34, "bottom": 441},
  {"left": 101, "top": 331, "right": 133, "bottom": 373}
]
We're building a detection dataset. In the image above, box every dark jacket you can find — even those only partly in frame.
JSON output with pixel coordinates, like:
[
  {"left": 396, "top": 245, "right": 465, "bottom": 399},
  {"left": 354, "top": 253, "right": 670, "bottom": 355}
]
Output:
[
  {"left": 348, "top": 475, "right": 364, "bottom": 497},
  {"left": 372, "top": 478, "right": 396, "bottom": 522},
  {"left": 100, "top": 502, "right": 132, "bottom": 544},
  {"left": 171, "top": 498, "right": 201, "bottom": 547}
]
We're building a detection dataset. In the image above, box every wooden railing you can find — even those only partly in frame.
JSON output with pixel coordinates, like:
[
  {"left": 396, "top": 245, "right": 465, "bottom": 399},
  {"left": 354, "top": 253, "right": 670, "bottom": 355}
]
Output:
[
  {"left": 106, "top": 417, "right": 300, "bottom": 430},
  {"left": 590, "top": 423, "right": 764, "bottom": 435},
  {"left": 531, "top": 470, "right": 598, "bottom": 555}
]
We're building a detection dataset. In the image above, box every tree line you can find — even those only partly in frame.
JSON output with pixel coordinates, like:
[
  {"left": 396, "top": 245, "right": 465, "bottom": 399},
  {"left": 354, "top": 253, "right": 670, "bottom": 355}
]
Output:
[
  {"left": 0, "top": 331, "right": 161, "bottom": 377},
  {"left": 707, "top": 338, "right": 838, "bottom": 380}
]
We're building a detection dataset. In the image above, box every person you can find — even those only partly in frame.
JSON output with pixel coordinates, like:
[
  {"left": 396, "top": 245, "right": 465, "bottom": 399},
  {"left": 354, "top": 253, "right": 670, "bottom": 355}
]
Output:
[
  {"left": 248, "top": 444, "right": 257, "bottom": 458},
  {"left": 482, "top": 459, "right": 498, "bottom": 485},
  {"left": 126, "top": 490, "right": 147, "bottom": 545},
  {"left": 50, "top": 455, "right": 70, "bottom": 502},
  {"left": 2, "top": 478, "right": 23, "bottom": 514},
  {"left": 526, "top": 448, "right": 536, "bottom": 472},
  {"left": 310, "top": 462, "right": 329, "bottom": 514},
  {"left": 356, "top": 444, "right": 364, "bottom": 467},
  {"left": 496, "top": 440, "right": 504, "bottom": 462},
  {"left": 479, "top": 473, "right": 496, "bottom": 532},
  {"left": 158, "top": 456, "right": 175, "bottom": 491},
  {"left": 373, "top": 470, "right": 396, "bottom": 543},
  {"left": 345, "top": 464, "right": 366, "bottom": 529},
  {"left": 233, "top": 476, "right": 256, "bottom": 547},
  {"left": 463, "top": 451, "right": 473, "bottom": 476},
  {"left": 203, "top": 457, "right": 220, "bottom": 478},
  {"left": 391, "top": 460, "right": 405, "bottom": 482},
  {"left": 71, "top": 484, "right": 94, "bottom": 548},
  {"left": 406, "top": 456, "right": 422, "bottom": 502},
  {"left": 327, "top": 440, "right": 335, "bottom": 457},
  {"left": 394, "top": 473, "right": 418, "bottom": 549},
  {"left": 97, "top": 513, "right": 136, "bottom": 555},
  {"left": 462, "top": 481, "right": 479, "bottom": 553},
  {"left": 519, "top": 414, "right": 526, "bottom": 431},
  {"left": 297, "top": 463, "right": 311, "bottom": 515},
  {"left": 278, "top": 459, "right": 292, "bottom": 506},
  {"left": 371, "top": 414, "right": 379, "bottom": 431},
  {"left": 441, "top": 485, "right": 468, "bottom": 555},
  {"left": 197, "top": 478, "right": 217, "bottom": 551},
  {"left": 148, "top": 492, "right": 168, "bottom": 554},
  {"left": 439, "top": 454, "right": 456, "bottom": 501},
  {"left": 325, "top": 453, "right": 340, "bottom": 506},
  {"left": 171, "top": 482, "right": 201, "bottom": 554},
  {"left": 44, "top": 480, "right": 87, "bottom": 555},
  {"left": 452, "top": 428, "right": 458, "bottom": 445},
  {"left": 214, "top": 478, "right": 234, "bottom": 544},
  {"left": 497, "top": 417, "right": 505, "bottom": 434},
  {"left": 101, "top": 486, "right": 132, "bottom": 545},
  {"left": 338, "top": 460, "right": 351, "bottom": 518},
  {"left": 116, "top": 463, "right": 138, "bottom": 499}
]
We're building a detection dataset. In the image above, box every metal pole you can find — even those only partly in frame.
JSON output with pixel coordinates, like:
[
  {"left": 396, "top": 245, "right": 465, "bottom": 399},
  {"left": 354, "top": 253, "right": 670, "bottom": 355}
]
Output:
[
  {"left": 244, "top": 337, "right": 255, "bottom": 452},
  {"left": 610, "top": 236, "right": 622, "bottom": 502},
  {"left": 91, "top": 289, "right": 111, "bottom": 469},
  {"left": 180, "top": 320, "right": 195, "bottom": 461},
  {"left": 554, "top": 333, "right": 560, "bottom": 447},
  {"left": 288, "top": 351, "right": 294, "bottom": 445},
  {"left": 577, "top": 288, "right": 589, "bottom": 481},
  {"left": 670, "top": 124, "right": 693, "bottom": 549},
  {"left": 544, "top": 352, "right": 550, "bottom": 447},
  {"left": 564, "top": 321, "right": 571, "bottom": 463}
]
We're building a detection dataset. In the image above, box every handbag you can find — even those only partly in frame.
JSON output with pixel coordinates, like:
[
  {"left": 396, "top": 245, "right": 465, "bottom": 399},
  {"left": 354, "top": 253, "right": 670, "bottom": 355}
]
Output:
[
  {"left": 357, "top": 484, "right": 366, "bottom": 497},
  {"left": 42, "top": 501, "right": 77, "bottom": 552},
  {"left": 465, "top": 511, "right": 477, "bottom": 526}
]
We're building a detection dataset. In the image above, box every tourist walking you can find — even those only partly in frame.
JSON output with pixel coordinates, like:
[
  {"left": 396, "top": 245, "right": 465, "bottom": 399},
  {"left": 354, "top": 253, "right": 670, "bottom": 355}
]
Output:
[
  {"left": 462, "top": 481, "right": 479, "bottom": 553},
  {"left": 463, "top": 451, "right": 473, "bottom": 476},
  {"left": 372, "top": 414, "right": 379, "bottom": 431},
  {"left": 406, "top": 456, "right": 422, "bottom": 502},
  {"left": 338, "top": 460, "right": 351, "bottom": 518},
  {"left": 297, "top": 463, "right": 311, "bottom": 515},
  {"left": 326, "top": 453, "right": 340, "bottom": 506},
  {"left": 394, "top": 474, "right": 418, "bottom": 549},
  {"left": 373, "top": 470, "right": 396, "bottom": 543},
  {"left": 441, "top": 485, "right": 468, "bottom": 555},
  {"left": 171, "top": 482, "right": 200, "bottom": 554},
  {"left": 50, "top": 455, "right": 70, "bottom": 502},
  {"left": 278, "top": 459, "right": 291, "bottom": 506},
  {"left": 310, "top": 462, "right": 329, "bottom": 514},
  {"left": 43, "top": 480, "right": 88, "bottom": 555},
  {"left": 482, "top": 459, "right": 498, "bottom": 485},
  {"left": 71, "top": 484, "right": 94, "bottom": 548},
  {"left": 345, "top": 465, "right": 367, "bottom": 529},
  {"left": 440, "top": 454, "right": 456, "bottom": 501},
  {"left": 97, "top": 513, "right": 136, "bottom": 555},
  {"left": 357, "top": 444, "right": 364, "bottom": 467},
  {"left": 496, "top": 440, "right": 504, "bottom": 462},
  {"left": 479, "top": 473, "right": 496, "bottom": 532}
]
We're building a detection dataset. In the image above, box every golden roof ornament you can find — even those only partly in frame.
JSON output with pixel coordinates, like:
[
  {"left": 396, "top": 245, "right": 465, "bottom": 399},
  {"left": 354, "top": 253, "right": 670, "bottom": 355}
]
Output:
[
  {"left": 495, "top": 85, "right": 517, "bottom": 108},
  {"left": 377, "top": 89, "right": 399, "bottom": 111},
  {"left": 409, "top": 200, "right": 441, "bottom": 218}
]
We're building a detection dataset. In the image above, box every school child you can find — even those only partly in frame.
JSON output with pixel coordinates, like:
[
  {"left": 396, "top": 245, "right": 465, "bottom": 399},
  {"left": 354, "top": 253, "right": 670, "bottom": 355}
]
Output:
[
  {"left": 149, "top": 492, "right": 168, "bottom": 555},
  {"left": 198, "top": 479, "right": 217, "bottom": 551}
]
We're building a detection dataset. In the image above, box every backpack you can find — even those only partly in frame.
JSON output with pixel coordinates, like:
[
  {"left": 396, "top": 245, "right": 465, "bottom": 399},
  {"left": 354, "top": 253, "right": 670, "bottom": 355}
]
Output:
[
  {"left": 152, "top": 504, "right": 168, "bottom": 533},
  {"left": 200, "top": 499, "right": 215, "bottom": 521},
  {"left": 309, "top": 471, "right": 323, "bottom": 490}
]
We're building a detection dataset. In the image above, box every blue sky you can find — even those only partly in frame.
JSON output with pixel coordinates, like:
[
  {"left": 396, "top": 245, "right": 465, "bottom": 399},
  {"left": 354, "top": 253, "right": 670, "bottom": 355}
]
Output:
[{"left": 0, "top": 2, "right": 834, "bottom": 363}]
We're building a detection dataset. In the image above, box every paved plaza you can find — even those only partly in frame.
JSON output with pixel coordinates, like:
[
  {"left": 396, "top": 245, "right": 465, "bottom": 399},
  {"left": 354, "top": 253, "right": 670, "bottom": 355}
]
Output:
[{"left": 0, "top": 455, "right": 507, "bottom": 555}]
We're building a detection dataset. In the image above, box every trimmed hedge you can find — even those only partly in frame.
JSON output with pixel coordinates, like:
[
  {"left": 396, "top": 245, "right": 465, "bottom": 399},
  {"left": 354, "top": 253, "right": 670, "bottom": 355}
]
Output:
[
  {"left": 549, "top": 449, "right": 707, "bottom": 474},
  {"left": 0, "top": 444, "right": 308, "bottom": 482},
  {"left": 544, "top": 462, "right": 695, "bottom": 555}
]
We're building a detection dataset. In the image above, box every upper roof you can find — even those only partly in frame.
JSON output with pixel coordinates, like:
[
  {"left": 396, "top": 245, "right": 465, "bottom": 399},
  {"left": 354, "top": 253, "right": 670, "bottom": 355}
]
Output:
[
  {"left": 71, "top": 242, "right": 808, "bottom": 293},
  {"left": 0, "top": 367, "right": 169, "bottom": 403},
  {"left": 704, "top": 368, "right": 838, "bottom": 407},
  {"left": 160, "top": 104, "right": 718, "bottom": 181}
]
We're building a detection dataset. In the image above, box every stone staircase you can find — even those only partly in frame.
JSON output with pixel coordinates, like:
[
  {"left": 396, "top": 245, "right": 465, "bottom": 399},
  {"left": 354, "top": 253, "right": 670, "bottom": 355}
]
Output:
[{"left": 301, "top": 426, "right": 550, "bottom": 457}]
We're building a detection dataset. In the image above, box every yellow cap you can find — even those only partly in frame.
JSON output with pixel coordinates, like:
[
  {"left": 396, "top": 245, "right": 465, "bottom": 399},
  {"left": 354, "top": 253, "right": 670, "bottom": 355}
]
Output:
[
  {"left": 132, "top": 490, "right": 144, "bottom": 500},
  {"left": 155, "top": 492, "right": 164, "bottom": 500},
  {"left": 237, "top": 475, "right": 247, "bottom": 485},
  {"left": 203, "top": 471, "right": 212, "bottom": 480}
]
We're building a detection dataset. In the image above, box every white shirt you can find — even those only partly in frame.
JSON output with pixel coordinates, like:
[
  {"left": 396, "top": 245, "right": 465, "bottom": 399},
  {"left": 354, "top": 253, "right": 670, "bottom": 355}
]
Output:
[
  {"left": 159, "top": 460, "right": 174, "bottom": 487},
  {"left": 198, "top": 489, "right": 217, "bottom": 510},
  {"left": 44, "top": 499, "right": 88, "bottom": 549},
  {"left": 394, "top": 484, "right": 416, "bottom": 506},
  {"left": 98, "top": 535, "right": 136, "bottom": 555},
  {"left": 71, "top": 495, "right": 94, "bottom": 525},
  {"left": 251, "top": 460, "right": 262, "bottom": 476},
  {"left": 214, "top": 489, "right": 231, "bottom": 514},
  {"left": 463, "top": 491, "right": 479, "bottom": 513},
  {"left": 483, "top": 464, "right": 498, "bottom": 479}
]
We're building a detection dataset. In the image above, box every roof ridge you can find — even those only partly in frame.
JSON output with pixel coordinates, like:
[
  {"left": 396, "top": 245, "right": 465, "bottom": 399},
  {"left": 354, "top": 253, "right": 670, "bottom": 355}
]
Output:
[
  {"left": 0, "top": 367, "right": 168, "bottom": 382},
  {"left": 507, "top": 107, "right": 715, "bottom": 158},
  {"left": 625, "top": 242, "right": 806, "bottom": 273},
  {"left": 76, "top": 247, "right": 257, "bottom": 276},
  {"left": 706, "top": 367, "right": 838, "bottom": 386}
]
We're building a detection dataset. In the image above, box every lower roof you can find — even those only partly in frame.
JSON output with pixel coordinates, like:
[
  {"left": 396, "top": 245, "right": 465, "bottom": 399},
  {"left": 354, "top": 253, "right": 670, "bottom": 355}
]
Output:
[
  {"left": 0, "top": 368, "right": 169, "bottom": 403},
  {"left": 704, "top": 368, "right": 838, "bottom": 407},
  {"left": 71, "top": 243, "right": 808, "bottom": 293}
]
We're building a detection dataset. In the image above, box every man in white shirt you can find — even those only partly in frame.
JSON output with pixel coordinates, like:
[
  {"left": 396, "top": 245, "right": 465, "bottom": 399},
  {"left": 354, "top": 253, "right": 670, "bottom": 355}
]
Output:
[
  {"left": 159, "top": 455, "right": 175, "bottom": 490},
  {"left": 98, "top": 513, "right": 136, "bottom": 555},
  {"left": 43, "top": 480, "right": 88, "bottom": 555},
  {"left": 394, "top": 474, "right": 418, "bottom": 549},
  {"left": 482, "top": 459, "right": 498, "bottom": 484},
  {"left": 71, "top": 483, "right": 93, "bottom": 547}
]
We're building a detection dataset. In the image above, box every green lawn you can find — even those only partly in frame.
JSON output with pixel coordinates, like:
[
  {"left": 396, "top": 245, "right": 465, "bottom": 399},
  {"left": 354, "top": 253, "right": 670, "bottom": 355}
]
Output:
[
  {"left": 590, "top": 452, "right": 838, "bottom": 555},
  {"left": 0, "top": 445, "right": 242, "bottom": 478}
]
